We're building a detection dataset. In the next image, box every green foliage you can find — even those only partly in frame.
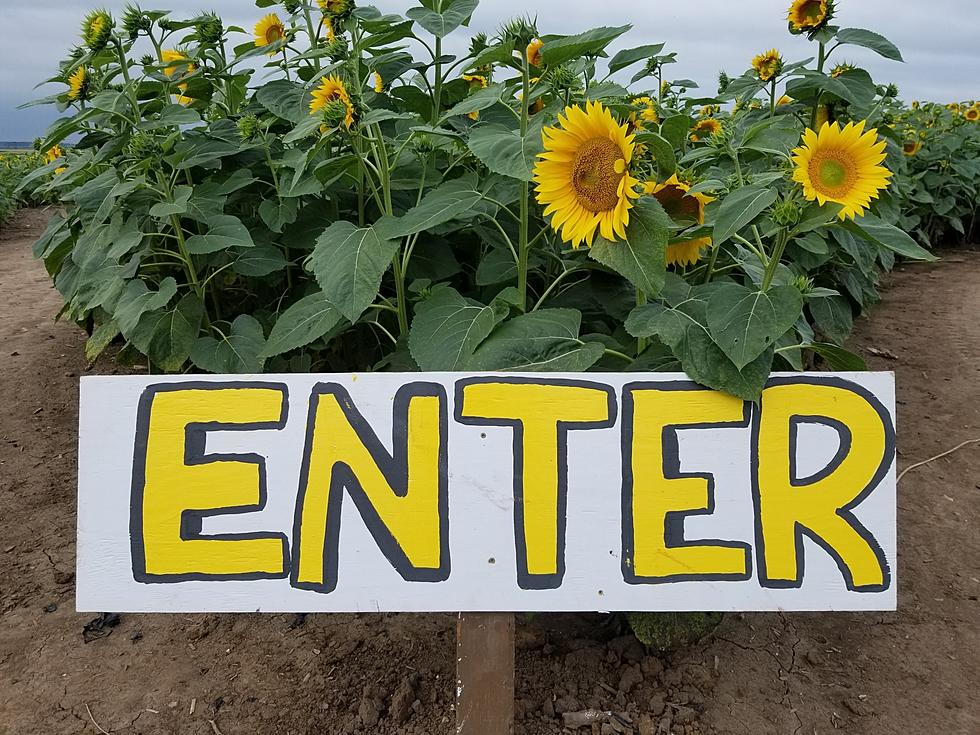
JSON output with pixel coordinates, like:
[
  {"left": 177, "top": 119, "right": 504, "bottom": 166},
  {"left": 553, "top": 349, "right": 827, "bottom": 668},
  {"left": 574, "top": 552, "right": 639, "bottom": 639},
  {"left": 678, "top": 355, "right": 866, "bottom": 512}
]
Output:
[
  {"left": 1, "top": 151, "right": 44, "bottom": 222},
  {"left": 627, "top": 612, "right": 723, "bottom": 653}
]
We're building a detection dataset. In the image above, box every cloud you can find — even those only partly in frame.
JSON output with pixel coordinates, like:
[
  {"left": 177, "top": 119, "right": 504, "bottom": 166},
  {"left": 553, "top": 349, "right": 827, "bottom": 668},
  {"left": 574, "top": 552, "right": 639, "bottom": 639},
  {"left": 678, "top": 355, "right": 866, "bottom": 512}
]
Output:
[{"left": 2, "top": 0, "right": 978, "bottom": 139}]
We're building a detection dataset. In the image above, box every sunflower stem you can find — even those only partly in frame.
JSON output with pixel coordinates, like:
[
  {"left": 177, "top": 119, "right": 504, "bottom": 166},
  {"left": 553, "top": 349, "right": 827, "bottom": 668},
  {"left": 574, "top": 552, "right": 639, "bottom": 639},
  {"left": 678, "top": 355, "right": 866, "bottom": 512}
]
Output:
[
  {"left": 761, "top": 230, "right": 789, "bottom": 291},
  {"left": 769, "top": 79, "right": 777, "bottom": 119},
  {"left": 636, "top": 289, "right": 648, "bottom": 355},
  {"left": 810, "top": 41, "right": 826, "bottom": 129},
  {"left": 516, "top": 49, "right": 532, "bottom": 312}
]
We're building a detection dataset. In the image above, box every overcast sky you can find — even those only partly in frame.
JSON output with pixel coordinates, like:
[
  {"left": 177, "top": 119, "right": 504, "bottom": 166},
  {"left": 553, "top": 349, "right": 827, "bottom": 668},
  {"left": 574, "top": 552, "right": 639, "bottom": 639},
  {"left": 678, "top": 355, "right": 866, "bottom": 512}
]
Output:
[{"left": 1, "top": 0, "right": 977, "bottom": 140}]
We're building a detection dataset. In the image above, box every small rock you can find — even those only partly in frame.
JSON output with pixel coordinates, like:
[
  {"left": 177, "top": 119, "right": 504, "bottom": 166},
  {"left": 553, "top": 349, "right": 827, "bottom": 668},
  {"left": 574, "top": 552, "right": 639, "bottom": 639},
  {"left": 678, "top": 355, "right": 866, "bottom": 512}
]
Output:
[
  {"left": 637, "top": 714, "right": 656, "bottom": 735},
  {"left": 640, "top": 656, "right": 663, "bottom": 678},
  {"left": 43, "top": 603, "right": 57, "bottom": 613},
  {"left": 53, "top": 570, "right": 74, "bottom": 586},
  {"left": 358, "top": 698, "right": 381, "bottom": 727},
  {"left": 806, "top": 649, "right": 825, "bottom": 667},
  {"left": 555, "top": 695, "right": 580, "bottom": 713},
  {"left": 646, "top": 693, "right": 666, "bottom": 716},
  {"left": 844, "top": 697, "right": 872, "bottom": 717},
  {"left": 608, "top": 635, "right": 645, "bottom": 664},
  {"left": 618, "top": 664, "right": 643, "bottom": 694},
  {"left": 389, "top": 676, "right": 417, "bottom": 724},
  {"left": 673, "top": 706, "right": 697, "bottom": 725},
  {"left": 541, "top": 698, "right": 555, "bottom": 718},
  {"left": 600, "top": 724, "right": 616, "bottom": 735},
  {"left": 516, "top": 626, "right": 547, "bottom": 651}
]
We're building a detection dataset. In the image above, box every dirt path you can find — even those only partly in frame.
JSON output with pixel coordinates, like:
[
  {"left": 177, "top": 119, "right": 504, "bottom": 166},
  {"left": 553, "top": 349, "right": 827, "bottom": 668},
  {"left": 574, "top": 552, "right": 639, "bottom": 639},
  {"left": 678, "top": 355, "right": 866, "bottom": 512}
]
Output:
[{"left": 1, "top": 207, "right": 978, "bottom": 735}]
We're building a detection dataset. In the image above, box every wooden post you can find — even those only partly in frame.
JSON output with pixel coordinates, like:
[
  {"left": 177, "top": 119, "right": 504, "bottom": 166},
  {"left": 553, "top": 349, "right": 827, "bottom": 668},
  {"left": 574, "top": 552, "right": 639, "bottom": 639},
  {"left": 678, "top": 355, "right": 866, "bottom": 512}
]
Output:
[{"left": 455, "top": 613, "right": 515, "bottom": 735}]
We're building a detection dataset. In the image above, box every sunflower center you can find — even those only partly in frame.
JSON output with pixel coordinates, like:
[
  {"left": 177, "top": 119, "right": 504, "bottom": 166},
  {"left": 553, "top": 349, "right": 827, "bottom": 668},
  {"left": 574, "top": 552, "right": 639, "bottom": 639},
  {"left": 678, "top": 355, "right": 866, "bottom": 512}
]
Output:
[
  {"left": 572, "top": 138, "right": 626, "bottom": 213},
  {"left": 800, "top": 0, "right": 824, "bottom": 21},
  {"left": 809, "top": 150, "right": 857, "bottom": 196},
  {"left": 651, "top": 185, "right": 702, "bottom": 226},
  {"left": 266, "top": 26, "right": 283, "bottom": 43}
]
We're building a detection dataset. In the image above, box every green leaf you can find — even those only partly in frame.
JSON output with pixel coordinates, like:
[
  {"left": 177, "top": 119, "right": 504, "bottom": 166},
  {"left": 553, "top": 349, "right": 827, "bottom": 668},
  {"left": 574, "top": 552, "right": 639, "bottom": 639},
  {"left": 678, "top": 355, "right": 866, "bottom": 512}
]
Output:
[
  {"left": 405, "top": 0, "right": 478, "bottom": 37},
  {"left": 262, "top": 292, "right": 345, "bottom": 358},
  {"left": 469, "top": 309, "right": 605, "bottom": 372},
  {"left": 185, "top": 214, "right": 255, "bottom": 254},
  {"left": 741, "top": 117, "right": 801, "bottom": 156},
  {"left": 809, "top": 294, "right": 853, "bottom": 345},
  {"left": 712, "top": 185, "right": 778, "bottom": 245},
  {"left": 608, "top": 43, "right": 666, "bottom": 74},
  {"left": 231, "top": 245, "right": 288, "bottom": 277},
  {"left": 190, "top": 315, "right": 267, "bottom": 374},
  {"left": 807, "top": 342, "right": 868, "bottom": 371},
  {"left": 540, "top": 25, "right": 632, "bottom": 66},
  {"left": 149, "top": 185, "right": 193, "bottom": 218},
  {"left": 256, "top": 80, "right": 307, "bottom": 123},
  {"left": 589, "top": 197, "right": 671, "bottom": 296},
  {"left": 634, "top": 131, "right": 676, "bottom": 179},
  {"left": 409, "top": 286, "right": 506, "bottom": 371},
  {"left": 379, "top": 176, "right": 485, "bottom": 239},
  {"left": 705, "top": 282, "right": 804, "bottom": 369},
  {"left": 130, "top": 293, "right": 204, "bottom": 372},
  {"left": 114, "top": 277, "right": 178, "bottom": 337},
  {"left": 675, "top": 328, "right": 774, "bottom": 401},
  {"left": 310, "top": 221, "right": 399, "bottom": 322},
  {"left": 467, "top": 124, "right": 543, "bottom": 181},
  {"left": 659, "top": 115, "right": 692, "bottom": 149},
  {"left": 841, "top": 215, "right": 936, "bottom": 261},
  {"left": 85, "top": 319, "right": 120, "bottom": 363},
  {"left": 445, "top": 84, "right": 506, "bottom": 117},
  {"left": 835, "top": 28, "right": 904, "bottom": 62}
]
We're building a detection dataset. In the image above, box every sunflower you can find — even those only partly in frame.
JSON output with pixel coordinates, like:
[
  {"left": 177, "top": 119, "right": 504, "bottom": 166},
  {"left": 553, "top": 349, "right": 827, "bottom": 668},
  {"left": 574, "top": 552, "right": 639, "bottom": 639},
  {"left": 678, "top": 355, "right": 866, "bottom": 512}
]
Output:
[
  {"left": 373, "top": 72, "right": 384, "bottom": 94},
  {"left": 787, "top": 0, "right": 831, "bottom": 32},
  {"left": 911, "top": 100, "right": 920, "bottom": 110},
  {"left": 965, "top": 108, "right": 980, "bottom": 122},
  {"left": 814, "top": 104, "right": 831, "bottom": 128},
  {"left": 254, "top": 14, "right": 286, "bottom": 51},
  {"left": 946, "top": 103, "right": 960, "bottom": 112},
  {"left": 690, "top": 118, "right": 722, "bottom": 142},
  {"left": 318, "top": 0, "right": 354, "bottom": 20},
  {"left": 44, "top": 146, "right": 65, "bottom": 165},
  {"left": 644, "top": 176, "right": 715, "bottom": 267},
  {"left": 752, "top": 49, "right": 783, "bottom": 82},
  {"left": 310, "top": 74, "right": 355, "bottom": 129},
  {"left": 791, "top": 121, "right": 893, "bottom": 220},
  {"left": 161, "top": 49, "right": 196, "bottom": 105},
  {"left": 527, "top": 38, "right": 544, "bottom": 67},
  {"left": 533, "top": 101, "right": 642, "bottom": 248},
  {"left": 632, "top": 96, "right": 659, "bottom": 123},
  {"left": 903, "top": 141, "right": 922, "bottom": 156},
  {"left": 777, "top": 95, "right": 793, "bottom": 106},
  {"left": 830, "top": 63, "right": 854, "bottom": 79},
  {"left": 462, "top": 74, "right": 488, "bottom": 90},
  {"left": 67, "top": 67, "right": 89, "bottom": 102}
]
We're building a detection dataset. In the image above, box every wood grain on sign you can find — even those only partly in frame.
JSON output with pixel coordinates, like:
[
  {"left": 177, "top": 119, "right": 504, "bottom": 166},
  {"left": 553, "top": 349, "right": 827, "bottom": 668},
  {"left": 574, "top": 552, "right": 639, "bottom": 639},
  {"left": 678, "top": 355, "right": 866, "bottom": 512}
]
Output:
[
  {"left": 76, "top": 372, "right": 898, "bottom": 613},
  {"left": 456, "top": 613, "right": 515, "bottom": 735}
]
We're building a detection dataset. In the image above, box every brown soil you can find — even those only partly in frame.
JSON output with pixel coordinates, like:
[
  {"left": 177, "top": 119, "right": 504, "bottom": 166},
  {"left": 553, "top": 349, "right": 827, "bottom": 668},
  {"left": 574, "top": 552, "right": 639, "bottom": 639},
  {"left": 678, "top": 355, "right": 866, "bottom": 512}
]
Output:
[{"left": 1, "top": 207, "right": 978, "bottom": 735}]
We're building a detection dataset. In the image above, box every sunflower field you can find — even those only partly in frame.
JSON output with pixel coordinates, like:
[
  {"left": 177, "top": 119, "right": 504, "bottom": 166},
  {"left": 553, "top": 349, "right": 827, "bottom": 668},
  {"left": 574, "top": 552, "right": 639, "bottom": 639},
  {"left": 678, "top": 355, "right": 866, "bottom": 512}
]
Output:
[
  {"left": 1, "top": 150, "right": 44, "bottom": 224},
  {"left": 889, "top": 100, "right": 980, "bottom": 246},
  {"left": 20, "top": 0, "right": 960, "bottom": 403}
]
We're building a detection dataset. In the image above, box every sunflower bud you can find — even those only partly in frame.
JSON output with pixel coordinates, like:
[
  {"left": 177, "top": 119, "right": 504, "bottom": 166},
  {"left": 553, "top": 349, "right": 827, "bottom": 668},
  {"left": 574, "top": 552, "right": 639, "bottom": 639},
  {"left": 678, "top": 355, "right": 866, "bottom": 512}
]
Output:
[
  {"left": 323, "top": 37, "right": 348, "bottom": 62},
  {"left": 121, "top": 5, "right": 151, "bottom": 40},
  {"left": 157, "top": 18, "right": 175, "bottom": 32},
  {"left": 125, "top": 130, "right": 159, "bottom": 160},
  {"left": 792, "top": 275, "right": 815, "bottom": 295},
  {"left": 138, "top": 54, "right": 155, "bottom": 66},
  {"left": 547, "top": 65, "right": 579, "bottom": 94},
  {"left": 321, "top": 98, "right": 351, "bottom": 129},
  {"left": 283, "top": 0, "right": 302, "bottom": 14},
  {"left": 498, "top": 16, "right": 538, "bottom": 51},
  {"left": 413, "top": 134, "right": 434, "bottom": 155},
  {"left": 772, "top": 197, "right": 803, "bottom": 227},
  {"left": 236, "top": 114, "right": 261, "bottom": 141},
  {"left": 197, "top": 13, "right": 223, "bottom": 44},
  {"left": 82, "top": 10, "right": 114, "bottom": 52},
  {"left": 469, "top": 32, "right": 489, "bottom": 55},
  {"left": 717, "top": 71, "right": 731, "bottom": 94},
  {"left": 884, "top": 83, "right": 899, "bottom": 99}
]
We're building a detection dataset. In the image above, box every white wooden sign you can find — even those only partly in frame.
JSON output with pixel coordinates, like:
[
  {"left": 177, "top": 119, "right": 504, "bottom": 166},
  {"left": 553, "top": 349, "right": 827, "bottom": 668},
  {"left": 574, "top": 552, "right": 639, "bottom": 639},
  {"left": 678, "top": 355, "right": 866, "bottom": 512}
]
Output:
[{"left": 77, "top": 372, "right": 897, "bottom": 613}]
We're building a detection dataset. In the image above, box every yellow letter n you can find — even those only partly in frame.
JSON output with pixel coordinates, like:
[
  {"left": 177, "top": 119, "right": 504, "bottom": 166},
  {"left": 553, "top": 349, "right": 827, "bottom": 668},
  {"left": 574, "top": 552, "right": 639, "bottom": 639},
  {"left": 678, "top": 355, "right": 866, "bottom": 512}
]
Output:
[
  {"left": 754, "top": 377, "right": 894, "bottom": 592},
  {"left": 292, "top": 383, "right": 449, "bottom": 594},
  {"left": 132, "top": 382, "right": 290, "bottom": 582}
]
